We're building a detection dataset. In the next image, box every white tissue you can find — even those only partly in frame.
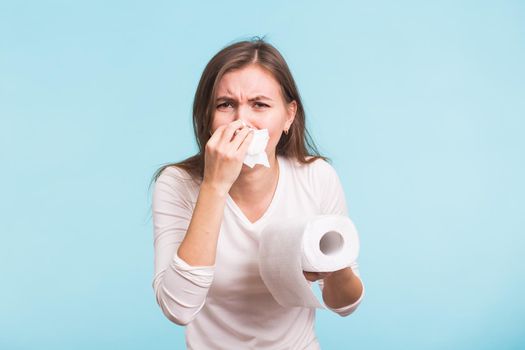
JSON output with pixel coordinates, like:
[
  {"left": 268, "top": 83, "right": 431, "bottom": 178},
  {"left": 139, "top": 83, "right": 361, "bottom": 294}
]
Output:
[
  {"left": 244, "top": 128, "right": 270, "bottom": 168},
  {"left": 258, "top": 214, "right": 360, "bottom": 308}
]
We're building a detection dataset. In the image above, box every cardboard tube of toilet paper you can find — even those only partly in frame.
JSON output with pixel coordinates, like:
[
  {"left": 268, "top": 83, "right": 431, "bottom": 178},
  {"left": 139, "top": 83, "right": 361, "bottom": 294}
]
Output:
[{"left": 258, "top": 214, "right": 360, "bottom": 309}]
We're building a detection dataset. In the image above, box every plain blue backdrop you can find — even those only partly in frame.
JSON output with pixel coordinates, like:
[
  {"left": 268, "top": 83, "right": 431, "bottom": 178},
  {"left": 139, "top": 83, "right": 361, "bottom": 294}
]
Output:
[{"left": 1, "top": 1, "right": 524, "bottom": 349}]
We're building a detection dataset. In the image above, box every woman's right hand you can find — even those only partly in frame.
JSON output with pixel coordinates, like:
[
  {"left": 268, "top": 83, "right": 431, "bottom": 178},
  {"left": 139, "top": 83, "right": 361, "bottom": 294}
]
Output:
[{"left": 203, "top": 119, "right": 255, "bottom": 195}]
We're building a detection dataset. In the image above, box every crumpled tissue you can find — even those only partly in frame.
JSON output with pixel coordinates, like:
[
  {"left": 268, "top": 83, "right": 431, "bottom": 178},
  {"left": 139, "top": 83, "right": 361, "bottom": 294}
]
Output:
[{"left": 244, "top": 128, "right": 270, "bottom": 168}]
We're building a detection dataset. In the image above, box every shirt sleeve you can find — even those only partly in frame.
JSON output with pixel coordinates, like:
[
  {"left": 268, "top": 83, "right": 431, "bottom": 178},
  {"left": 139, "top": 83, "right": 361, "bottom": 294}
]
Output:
[
  {"left": 151, "top": 167, "right": 215, "bottom": 326},
  {"left": 315, "top": 160, "right": 365, "bottom": 316}
]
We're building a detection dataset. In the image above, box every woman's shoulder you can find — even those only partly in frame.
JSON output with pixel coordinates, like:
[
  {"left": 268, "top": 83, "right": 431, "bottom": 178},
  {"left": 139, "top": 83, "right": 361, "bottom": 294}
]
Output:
[
  {"left": 161, "top": 164, "right": 194, "bottom": 180},
  {"left": 286, "top": 155, "right": 335, "bottom": 178},
  {"left": 155, "top": 165, "right": 200, "bottom": 192},
  {"left": 153, "top": 165, "right": 200, "bottom": 206},
  {"left": 155, "top": 165, "right": 189, "bottom": 184},
  {"left": 282, "top": 156, "right": 340, "bottom": 200}
]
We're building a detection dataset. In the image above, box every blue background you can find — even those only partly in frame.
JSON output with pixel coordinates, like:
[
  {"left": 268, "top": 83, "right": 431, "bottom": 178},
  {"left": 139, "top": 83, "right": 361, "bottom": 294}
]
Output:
[{"left": 1, "top": 1, "right": 524, "bottom": 349}]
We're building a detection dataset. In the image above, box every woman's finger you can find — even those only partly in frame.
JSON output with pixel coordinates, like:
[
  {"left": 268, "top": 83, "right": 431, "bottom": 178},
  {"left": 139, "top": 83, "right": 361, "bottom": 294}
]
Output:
[
  {"left": 219, "top": 120, "right": 247, "bottom": 146},
  {"left": 230, "top": 126, "right": 254, "bottom": 152}
]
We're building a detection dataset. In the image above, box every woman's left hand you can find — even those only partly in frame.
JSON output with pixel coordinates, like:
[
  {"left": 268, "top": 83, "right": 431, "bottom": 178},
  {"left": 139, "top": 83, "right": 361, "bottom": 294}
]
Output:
[{"left": 303, "top": 271, "right": 333, "bottom": 282}]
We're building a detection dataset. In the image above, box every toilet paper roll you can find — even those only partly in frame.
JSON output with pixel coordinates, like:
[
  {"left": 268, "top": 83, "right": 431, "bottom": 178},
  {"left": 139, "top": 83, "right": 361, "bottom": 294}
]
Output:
[{"left": 258, "top": 214, "right": 359, "bottom": 309}]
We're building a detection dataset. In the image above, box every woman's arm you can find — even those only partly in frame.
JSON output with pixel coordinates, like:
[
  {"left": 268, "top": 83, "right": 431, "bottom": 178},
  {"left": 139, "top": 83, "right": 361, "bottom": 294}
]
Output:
[
  {"left": 152, "top": 120, "right": 254, "bottom": 326},
  {"left": 310, "top": 260, "right": 365, "bottom": 316},
  {"left": 152, "top": 173, "right": 225, "bottom": 326},
  {"left": 178, "top": 119, "right": 254, "bottom": 265},
  {"left": 321, "top": 266, "right": 364, "bottom": 309},
  {"left": 177, "top": 181, "right": 228, "bottom": 266}
]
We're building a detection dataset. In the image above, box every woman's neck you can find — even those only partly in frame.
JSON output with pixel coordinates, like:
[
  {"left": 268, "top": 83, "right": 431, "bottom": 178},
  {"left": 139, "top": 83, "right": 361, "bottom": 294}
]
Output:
[{"left": 228, "top": 153, "right": 279, "bottom": 204}]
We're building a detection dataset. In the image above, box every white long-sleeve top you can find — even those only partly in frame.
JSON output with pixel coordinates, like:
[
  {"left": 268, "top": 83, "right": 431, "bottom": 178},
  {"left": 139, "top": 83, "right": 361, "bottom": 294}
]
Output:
[{"left": 151, "top": 155, "right": 365, "bottom": 349}]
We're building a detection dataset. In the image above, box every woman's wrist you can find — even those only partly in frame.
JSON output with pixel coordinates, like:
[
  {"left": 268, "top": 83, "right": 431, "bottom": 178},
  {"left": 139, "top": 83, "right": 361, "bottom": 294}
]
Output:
[{"left": 201, "top": 180, "right": 230, "bottom": 198}]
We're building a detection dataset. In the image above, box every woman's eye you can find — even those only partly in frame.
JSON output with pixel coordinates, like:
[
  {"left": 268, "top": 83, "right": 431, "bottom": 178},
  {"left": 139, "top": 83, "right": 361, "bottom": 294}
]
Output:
[
  {"left": 217, "top": 102, "right": 233, "bottom": 109},
  {"left": 216, "top": 102, "right": 269, "bottom": 109}
]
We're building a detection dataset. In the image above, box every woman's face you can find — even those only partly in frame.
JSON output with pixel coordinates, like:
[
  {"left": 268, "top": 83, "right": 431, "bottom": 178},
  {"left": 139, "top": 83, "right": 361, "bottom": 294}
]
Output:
[{"left": 211, "top": 64, "right": 296, "bottom": 158}]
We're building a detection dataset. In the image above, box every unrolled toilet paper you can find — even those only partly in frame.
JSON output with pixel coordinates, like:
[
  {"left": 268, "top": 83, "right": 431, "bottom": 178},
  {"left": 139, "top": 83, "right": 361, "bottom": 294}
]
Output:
[
  {"left": 258, "top": 214, "right": 359, "bottom": 309},
  {"left": 244, "top": 128, "right": 270, "bottom": 168}
]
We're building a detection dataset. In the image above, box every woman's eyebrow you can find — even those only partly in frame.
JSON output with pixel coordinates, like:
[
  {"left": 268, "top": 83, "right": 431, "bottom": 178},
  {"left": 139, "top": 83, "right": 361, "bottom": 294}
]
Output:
[{"left": 216, "top": 95, "right": 273, "bottom": 102}]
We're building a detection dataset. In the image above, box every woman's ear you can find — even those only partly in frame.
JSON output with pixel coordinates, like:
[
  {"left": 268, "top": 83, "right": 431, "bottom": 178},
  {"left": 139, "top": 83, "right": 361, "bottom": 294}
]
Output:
[{"left": 287, "top": 100, "right": 297, "bottom": 126}]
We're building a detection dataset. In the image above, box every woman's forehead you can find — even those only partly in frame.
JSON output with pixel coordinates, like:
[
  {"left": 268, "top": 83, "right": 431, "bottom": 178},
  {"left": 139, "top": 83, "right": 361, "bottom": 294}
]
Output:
[{"left": 216, "top": 66, "right": 280, "bottom": 99}]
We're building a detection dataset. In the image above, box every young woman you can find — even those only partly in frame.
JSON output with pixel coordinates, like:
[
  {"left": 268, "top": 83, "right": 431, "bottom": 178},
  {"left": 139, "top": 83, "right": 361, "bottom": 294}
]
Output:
[{"left": 150, "top": 37, "right": 365, "bottom": 349}]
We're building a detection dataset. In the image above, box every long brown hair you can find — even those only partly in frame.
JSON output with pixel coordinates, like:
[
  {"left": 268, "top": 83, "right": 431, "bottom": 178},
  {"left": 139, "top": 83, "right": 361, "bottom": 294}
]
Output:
[{"left": 148, "top": 36, "right": 330, "bottom": 192}]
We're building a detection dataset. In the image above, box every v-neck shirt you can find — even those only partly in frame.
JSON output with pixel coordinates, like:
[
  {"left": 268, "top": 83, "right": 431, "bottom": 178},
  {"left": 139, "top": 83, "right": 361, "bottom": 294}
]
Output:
[
  {"left": 226, "top": 155, "right": 283, "bottom": 228},
  {"left": 151, "top": 155, "right": 365, "bottom": 349}
]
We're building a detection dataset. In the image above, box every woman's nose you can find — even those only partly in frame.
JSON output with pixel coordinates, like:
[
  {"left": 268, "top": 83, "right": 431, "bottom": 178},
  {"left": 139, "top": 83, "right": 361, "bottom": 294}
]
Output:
[
  {"left": 235, "top": 108, "right": 255, "bottom": 129},
  {"left": 239, "top": 120, "right": 255, "bottom": 130}
]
